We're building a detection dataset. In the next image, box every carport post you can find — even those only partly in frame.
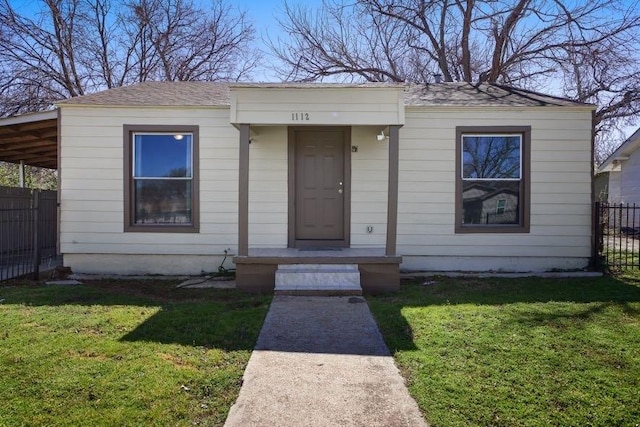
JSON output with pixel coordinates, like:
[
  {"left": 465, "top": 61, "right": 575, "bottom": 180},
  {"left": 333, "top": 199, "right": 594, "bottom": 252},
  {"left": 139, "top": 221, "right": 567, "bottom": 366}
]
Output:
[{"left": 19, "top": 160, "right": 25, "bottom": 188}]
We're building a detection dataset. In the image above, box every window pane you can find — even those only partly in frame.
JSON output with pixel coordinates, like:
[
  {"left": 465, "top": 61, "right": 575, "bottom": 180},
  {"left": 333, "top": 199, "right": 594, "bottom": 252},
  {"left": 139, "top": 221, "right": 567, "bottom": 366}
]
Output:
[
  {"left": 134, "top": 180, "right": 192, "bottom": 224},
  {"left": 134, "top": 134, "right": 192, "bottom": 177},
  {"left": 462, "top": 180, "right": 520, "bottom": 225},
  {"left": 463, "top": 135, "right": 520, "bottom": 179}
]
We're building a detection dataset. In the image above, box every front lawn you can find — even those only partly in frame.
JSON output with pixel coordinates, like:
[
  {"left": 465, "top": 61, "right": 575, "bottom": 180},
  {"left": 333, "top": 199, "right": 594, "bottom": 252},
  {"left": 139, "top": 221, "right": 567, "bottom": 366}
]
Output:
[
  {"left": 369, "top": 275, "right": 640, "bottom": 427},
  {"left": 0, "top": 280, "right": 271, "bottom": 426}
]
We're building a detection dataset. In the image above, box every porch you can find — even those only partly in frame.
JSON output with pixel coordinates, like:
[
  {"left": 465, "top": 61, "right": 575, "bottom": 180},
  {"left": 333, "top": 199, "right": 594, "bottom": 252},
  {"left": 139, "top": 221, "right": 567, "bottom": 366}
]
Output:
[
  {"left": 234, "top": 248, "right": 402, "bottom": 294},
  {"left": 230, "top": 84, "right": 405, "bottom": 293}
]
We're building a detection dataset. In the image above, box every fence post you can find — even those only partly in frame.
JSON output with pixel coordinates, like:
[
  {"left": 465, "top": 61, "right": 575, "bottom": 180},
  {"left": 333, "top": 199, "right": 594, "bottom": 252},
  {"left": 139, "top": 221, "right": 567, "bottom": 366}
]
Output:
[
  {"left": 32, "top": 190, "right": 40, "bottom": 280},
  {"left": 593, "top": 201, "right": 600, "bottom": 269}
]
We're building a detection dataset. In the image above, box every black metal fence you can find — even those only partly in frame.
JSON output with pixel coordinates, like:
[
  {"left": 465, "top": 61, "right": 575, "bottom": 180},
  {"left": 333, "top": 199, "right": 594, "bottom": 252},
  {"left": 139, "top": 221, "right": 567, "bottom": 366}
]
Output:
[
  {"left": 0, "top": 186, "right": 57, "bottom": 281},
  {"left": 594, "top": 202, "right": 640, "bottom": 271}
]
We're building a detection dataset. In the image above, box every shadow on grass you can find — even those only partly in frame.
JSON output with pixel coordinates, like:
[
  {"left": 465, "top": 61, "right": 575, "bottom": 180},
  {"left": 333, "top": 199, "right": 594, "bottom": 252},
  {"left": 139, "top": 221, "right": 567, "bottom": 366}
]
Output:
[
  {"left": 119, "top": 298, "right": 270, "bottom": 350},
  {"left": 4, "top": 276, "right": 640, "bottom": 355},
  {"left": 0, "top": 279, "right": 272, "bottom": 351},
  {"left": 368, "top": 275, "right": 640, "bottom": 352}
]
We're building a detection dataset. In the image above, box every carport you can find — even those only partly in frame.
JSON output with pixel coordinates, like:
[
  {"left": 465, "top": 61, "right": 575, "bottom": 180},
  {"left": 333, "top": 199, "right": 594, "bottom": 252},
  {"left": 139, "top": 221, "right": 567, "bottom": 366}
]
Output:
[
  {"left": 0, "top": 110, "right": 59, "bottom": 280},
  {"left": 0, "top": 110, "right": 58, "bottom": 171}
]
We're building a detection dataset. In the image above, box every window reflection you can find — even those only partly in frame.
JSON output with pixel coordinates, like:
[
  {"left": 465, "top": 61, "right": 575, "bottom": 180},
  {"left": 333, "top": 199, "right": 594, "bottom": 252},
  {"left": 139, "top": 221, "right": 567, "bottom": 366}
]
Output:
[
  {"left": 463, "top": 135, "right": 520, "bottom": 179},
  {"left": 135, "top": 180, "right": 192, "bottom": 224},
  {"left": 462, "top": 181, "right": 519, "bottom": 225},
  {"left": 462, "top": 135, "right": 522, "bottom": 226},
  {"left": 132, "top": 133, "right": 193, "bottom": 225},
  {"left": 134, "top": 134, "right": 192, "bottom": 177}
]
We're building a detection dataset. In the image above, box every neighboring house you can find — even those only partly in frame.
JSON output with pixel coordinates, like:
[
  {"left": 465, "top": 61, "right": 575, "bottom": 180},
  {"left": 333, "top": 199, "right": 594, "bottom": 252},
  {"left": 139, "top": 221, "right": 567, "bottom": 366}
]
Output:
[
  {"left": 461, "top": 183, "right": 520, "bottom": 225},
  {"left": 596, "top": 128, "right": 640, "bottom": 204},
  {"left": 0, "top": 82, "right": 595, "bottom": 292}
]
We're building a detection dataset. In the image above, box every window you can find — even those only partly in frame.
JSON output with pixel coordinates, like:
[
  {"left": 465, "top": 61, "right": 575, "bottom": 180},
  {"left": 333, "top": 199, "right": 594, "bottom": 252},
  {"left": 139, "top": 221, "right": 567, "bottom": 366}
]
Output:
[
  {"left": 455, "top": 126, "right": 530, "bottom": 233},
  {"left": 124, "top": 125, "right": 199, "bottom": 232}
]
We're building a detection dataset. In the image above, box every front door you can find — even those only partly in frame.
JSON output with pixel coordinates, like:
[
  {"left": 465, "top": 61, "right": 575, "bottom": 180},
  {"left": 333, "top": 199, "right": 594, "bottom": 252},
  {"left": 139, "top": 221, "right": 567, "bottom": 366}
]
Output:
[{"left": 291, "top": 127, "right": 350, "bottom": 248}]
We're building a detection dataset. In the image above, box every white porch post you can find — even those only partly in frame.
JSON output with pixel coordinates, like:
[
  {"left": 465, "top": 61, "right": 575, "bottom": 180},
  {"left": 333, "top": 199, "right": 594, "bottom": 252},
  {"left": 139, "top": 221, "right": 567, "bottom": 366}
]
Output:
[
  {"left": 386, "top": 125, "right": 400, "bottom": 256},
  {"left": 19, "top": 160, "right": 25, "bottom": 188},
  {"left": 238, "top": 124, "right": 250, "bottom": 256}
]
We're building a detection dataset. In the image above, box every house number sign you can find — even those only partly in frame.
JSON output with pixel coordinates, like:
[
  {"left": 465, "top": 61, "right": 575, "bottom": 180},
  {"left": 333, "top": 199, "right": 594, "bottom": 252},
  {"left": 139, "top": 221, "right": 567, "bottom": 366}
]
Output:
[{"left": 291, "top": 112, "right": 310, "bottom": 121}]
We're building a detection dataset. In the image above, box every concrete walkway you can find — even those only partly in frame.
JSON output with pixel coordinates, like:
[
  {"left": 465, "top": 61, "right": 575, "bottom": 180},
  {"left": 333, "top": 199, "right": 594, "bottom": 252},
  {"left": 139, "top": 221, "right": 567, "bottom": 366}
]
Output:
[{"left": 224, "top": 296, "right": 428, "bottom": 427}]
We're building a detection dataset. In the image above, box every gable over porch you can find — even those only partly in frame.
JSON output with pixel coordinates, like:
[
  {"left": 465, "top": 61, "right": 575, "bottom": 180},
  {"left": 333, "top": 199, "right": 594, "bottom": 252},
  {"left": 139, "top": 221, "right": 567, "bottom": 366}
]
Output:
[{"left": 229, "top": 84, "right": 405, "bottom": 293}]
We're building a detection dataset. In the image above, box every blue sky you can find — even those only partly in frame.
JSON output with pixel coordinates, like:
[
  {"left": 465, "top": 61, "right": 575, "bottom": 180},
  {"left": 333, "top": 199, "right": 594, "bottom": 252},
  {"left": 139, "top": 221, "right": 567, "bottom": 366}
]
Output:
[
  {"left": 12, "top": 0, "right": 316, "bottom": 80},
  {"left": 231, "top": 0, "right": 327, "bottom": 80},
  {"left": 232, "top": 0, "right": 294, "bottom": 80}
]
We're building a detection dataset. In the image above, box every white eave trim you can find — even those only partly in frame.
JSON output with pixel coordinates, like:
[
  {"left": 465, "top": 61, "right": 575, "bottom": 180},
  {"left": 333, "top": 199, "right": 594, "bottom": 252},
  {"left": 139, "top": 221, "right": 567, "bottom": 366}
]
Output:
[
  {"left": 598, "top": 128, "right": 640, "bottom": 173},
  {"left": 0, "top": 109, "right": 58, "bottom": 126}
]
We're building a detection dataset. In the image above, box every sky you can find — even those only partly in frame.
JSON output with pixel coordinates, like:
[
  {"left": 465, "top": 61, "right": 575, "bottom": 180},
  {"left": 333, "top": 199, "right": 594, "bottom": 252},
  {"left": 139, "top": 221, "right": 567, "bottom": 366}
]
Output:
[
  {"left": 7, "top": 0, "right": 639, "bottom": 139},
  {"left": 11, "top": 0, "right": 318, "bottom": 81},
  {"left": 231, "top": 0, "right": 322, "bottom": 81}
]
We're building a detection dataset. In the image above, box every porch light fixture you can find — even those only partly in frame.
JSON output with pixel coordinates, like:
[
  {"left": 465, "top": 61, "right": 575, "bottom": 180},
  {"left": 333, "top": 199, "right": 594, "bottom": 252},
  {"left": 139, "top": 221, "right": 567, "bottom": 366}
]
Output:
[{"left": 376, "top": 130, "right": 388, "bottom": 142}]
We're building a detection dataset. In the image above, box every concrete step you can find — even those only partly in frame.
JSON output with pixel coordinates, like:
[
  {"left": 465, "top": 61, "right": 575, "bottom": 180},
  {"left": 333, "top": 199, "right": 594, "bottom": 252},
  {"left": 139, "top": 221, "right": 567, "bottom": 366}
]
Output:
[{"left": 274, "top": 264, "right": 362, "bottom": 296}]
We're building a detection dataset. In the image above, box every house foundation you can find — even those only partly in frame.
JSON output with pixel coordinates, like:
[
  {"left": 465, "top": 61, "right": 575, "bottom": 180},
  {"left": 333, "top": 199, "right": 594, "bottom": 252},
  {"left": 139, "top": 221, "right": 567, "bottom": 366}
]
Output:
[{"left": 233, "top": 248, "right": 401, "bottom": 294}]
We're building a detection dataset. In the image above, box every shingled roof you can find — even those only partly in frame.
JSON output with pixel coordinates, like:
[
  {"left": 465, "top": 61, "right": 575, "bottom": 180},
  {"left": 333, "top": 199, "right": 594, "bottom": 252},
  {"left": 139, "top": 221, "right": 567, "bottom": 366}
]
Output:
[
  {"left": 57, "top": 81, "right": 589, "bottom": 108},
  {"left": 56, "top": 81, "right": 231, "bottom": 107},
  {"left": 403, "top": 83, "right": 588, "bottom": 107}
]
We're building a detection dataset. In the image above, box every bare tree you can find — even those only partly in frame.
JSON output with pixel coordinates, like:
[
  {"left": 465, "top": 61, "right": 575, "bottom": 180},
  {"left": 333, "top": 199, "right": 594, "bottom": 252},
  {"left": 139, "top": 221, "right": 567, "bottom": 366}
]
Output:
[
  {"left": 271, "top": 0, "right": 640, "bottom": 161},
  {"left": 0, "top": 0, "right": 86, "bottom": 114},
  {"left": 117, "top": 0, "right": 258, "bottom": 82},
  {"left": 0, "top": 161, "right": 57, "bottom": 189},
  {"left": 270, "top": 2, "right": 418, "bottom": 82},
  {"left": 0, "top": 0, "right": 259, "bottom": 116}
]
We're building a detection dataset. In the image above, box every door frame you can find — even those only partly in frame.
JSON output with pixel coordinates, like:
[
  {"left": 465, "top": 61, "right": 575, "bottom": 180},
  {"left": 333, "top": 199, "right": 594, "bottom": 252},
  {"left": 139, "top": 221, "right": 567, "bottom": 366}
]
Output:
[{"left": 287, "top": 126, "right": 352, "bottom": 248}]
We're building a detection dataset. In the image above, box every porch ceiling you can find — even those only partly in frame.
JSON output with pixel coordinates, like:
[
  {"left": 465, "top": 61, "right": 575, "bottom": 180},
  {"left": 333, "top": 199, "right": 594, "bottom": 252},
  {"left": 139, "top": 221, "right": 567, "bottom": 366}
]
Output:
[{"left": 0, "top": 110, "right": 58, "bottom": 169}]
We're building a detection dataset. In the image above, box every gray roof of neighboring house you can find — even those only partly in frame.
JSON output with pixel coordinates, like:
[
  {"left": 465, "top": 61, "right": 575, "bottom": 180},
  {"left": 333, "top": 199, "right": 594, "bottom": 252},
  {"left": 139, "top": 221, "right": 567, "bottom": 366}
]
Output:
[
  {"left": 598, "top": 127, "right": 640, "bottom": 173},
  {"left": 56, "top": 81, "right": 590, "bottom": 108}
]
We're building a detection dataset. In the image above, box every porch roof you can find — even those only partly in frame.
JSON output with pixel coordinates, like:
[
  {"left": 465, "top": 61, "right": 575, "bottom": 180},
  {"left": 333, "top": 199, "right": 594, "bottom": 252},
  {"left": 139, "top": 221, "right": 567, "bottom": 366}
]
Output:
[{"left": 0, "top": 110, "right": 58, "bottom": 169}]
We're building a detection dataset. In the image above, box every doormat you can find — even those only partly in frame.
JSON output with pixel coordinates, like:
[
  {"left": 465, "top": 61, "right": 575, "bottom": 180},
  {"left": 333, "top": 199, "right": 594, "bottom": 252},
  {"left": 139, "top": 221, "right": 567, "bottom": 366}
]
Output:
[{"left": 298, "top": 247, "right": 342, "bottom": 251}]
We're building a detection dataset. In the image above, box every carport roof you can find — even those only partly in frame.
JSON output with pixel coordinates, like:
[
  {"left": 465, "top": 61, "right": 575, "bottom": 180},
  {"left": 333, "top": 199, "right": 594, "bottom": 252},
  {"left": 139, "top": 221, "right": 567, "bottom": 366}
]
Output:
[{"left": 0, "top": 110, "right": 58, "bottom": 169}]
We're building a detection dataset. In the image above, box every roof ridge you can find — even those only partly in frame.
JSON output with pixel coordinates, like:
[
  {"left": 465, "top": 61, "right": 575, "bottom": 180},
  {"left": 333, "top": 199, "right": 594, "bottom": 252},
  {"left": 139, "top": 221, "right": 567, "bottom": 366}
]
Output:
[{"left": 55, "top": 81, "right": 592, "bottom": 108}]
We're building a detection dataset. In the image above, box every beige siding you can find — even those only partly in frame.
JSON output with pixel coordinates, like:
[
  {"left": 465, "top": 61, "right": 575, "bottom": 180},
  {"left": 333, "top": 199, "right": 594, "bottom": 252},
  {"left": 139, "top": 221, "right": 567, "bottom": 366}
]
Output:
[
  {"left": 396, "top": 108, "right": 593, "bottom": 270},
  {"left": 246, "top": 126, "right": 288, "bottom": 247},
  {"left": 60, "top": 108, "right": 295, "bottom": 257},
  {"left": 60, "top": 106, "right": 242, "bottom": 261},
  {"left": 350, "top": 127, "right": 388, "bottom": 247},
  {"left": 60, "top": 102, "right": 593, "bottom": 274},
  {"left": 231, "top": 87, "right": 404, "bottom": 125}
]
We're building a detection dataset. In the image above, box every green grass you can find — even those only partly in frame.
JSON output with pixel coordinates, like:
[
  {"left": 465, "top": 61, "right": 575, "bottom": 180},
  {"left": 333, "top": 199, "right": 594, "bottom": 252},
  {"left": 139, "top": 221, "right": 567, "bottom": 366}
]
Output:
[
  {"left": 0, "top": 280, "right": 271, "bottom": 427},
  {"left": 602, "top": 249, "right": 640, "bottom": 273},
  {"left": 368, "top": 276, "right": 640, "bottom": 427}
]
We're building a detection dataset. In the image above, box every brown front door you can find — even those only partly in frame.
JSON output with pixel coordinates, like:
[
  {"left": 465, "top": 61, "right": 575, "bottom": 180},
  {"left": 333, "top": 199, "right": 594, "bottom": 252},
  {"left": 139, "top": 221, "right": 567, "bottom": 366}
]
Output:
[{"left": 291, "top": 127, "right": 349, "bottom": 247}]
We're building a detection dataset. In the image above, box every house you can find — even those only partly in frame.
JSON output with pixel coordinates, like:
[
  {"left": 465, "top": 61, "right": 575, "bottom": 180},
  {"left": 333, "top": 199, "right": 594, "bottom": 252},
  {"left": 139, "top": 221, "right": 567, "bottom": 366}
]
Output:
[
  {"left": 0, "top": 82, "right": 595, "bottom": 292},
  {"left": 596, "top": 128, "right": 640, "bottom": 204},
  {"left": 461, "top": 183, "right": 520, "bottom": 225}
]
